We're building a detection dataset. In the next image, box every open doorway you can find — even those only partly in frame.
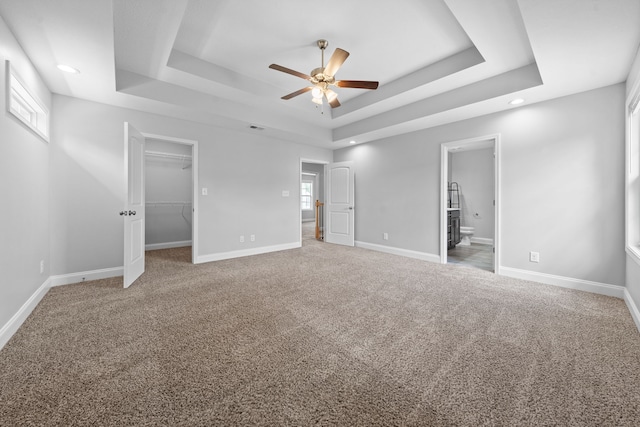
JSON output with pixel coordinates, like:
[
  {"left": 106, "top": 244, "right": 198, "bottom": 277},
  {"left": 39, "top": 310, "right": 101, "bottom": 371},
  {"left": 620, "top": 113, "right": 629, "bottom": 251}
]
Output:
[
  {"left": 300, "top": 159, "right": 327, "bottom": 245},
  {"left": 440, "top": 135, "right": 500, "bottom": 273},
  {"left": 143, "top": 133, "right": 198, "bottom": 263}
]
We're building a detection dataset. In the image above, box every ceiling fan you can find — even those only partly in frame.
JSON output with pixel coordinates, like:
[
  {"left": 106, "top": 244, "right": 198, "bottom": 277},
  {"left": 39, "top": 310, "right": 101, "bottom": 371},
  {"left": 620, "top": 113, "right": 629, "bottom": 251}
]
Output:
[{"left": 269, "top": 39, "right": 379, "bottom": 108}]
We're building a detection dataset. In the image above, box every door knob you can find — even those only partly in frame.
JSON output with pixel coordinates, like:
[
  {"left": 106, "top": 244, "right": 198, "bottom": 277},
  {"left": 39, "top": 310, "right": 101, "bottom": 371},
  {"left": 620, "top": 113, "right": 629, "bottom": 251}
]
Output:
[
  {"left": 348, "top": 206, "right": 353, "bottom": 210},
  {"left": 119, "top": 211, "right": 128, "bottom": 216},
  {"left": 129, "top": 210, "right": 136, "bottom": 216}
]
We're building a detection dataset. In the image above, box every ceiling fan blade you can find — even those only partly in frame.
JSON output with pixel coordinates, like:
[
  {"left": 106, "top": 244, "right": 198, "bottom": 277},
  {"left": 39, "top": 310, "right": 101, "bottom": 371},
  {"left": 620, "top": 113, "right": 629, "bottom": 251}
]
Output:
[
  {"left": 269, "top": 64, "right": 311, "bottom": 80},
  {"left": 282, "top": 87, "right": 313, "bottom": 100},
  {"left": 336, "top": 80, "right": 379, "bottom": 90},
  {"left": 324, "top": 48, "right": 349, "bottom": 77},
  {"left": 325, "top": 90, "right": 341, "bottom": 108}
]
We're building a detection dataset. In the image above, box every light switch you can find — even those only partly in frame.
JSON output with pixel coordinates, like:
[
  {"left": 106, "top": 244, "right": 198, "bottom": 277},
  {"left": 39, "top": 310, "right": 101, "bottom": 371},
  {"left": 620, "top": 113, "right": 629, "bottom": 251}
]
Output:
[
  {"left": 202, "top": 187, "right": 208, "bottom": 196},
  {"left": 282, "top": 190, "right": 289, "bottom": 197}
]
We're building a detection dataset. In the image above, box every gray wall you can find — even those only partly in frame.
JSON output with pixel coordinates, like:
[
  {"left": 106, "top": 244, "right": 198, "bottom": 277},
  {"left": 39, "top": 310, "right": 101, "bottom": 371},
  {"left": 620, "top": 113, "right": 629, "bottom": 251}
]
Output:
[
  {"left": 450, "top": 148, "right": 495, "bottom": 240},
  {"left": 49, "top": 95, "right": 332, "bottom": 275},
  {"left": 0, "top": 17, "right": 51, "bottom": 329},
  {"left": 334, "top": 84, "right": 626, "bottom": 287},
  {"left": 301, "top": 162, "right": 325, "bottom": 222},
  {"left": 145, "top": 139, "right": 192, "bottom": 246}
]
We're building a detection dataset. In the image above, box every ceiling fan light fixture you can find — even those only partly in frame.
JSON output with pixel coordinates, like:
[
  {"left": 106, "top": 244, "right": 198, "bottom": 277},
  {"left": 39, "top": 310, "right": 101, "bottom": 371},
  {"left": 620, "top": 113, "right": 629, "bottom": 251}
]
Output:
[
  {"left": 269, "top": 39, "right": 379, "bottom": 110},
  {"left": 311, "top": 86, "right": 323, "bottom": 98}
]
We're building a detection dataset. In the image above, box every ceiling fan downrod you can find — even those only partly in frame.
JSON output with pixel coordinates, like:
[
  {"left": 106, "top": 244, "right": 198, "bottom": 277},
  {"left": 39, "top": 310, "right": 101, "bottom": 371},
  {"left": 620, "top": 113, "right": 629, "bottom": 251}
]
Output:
[{"left": 317, "top": 39, "right": 328, "bottom": 68}]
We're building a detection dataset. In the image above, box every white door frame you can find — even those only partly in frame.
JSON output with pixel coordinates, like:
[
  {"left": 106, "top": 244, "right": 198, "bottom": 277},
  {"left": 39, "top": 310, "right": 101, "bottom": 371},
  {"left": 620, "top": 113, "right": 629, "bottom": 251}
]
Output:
[
  {"left": 300, "top": 158, "right": 329, "bottom": 245},
  {"left": 141, "top": 132, "right": 199, "bottom": 264},
  {"left": 440, "top": 134, "right": 501, "bottom": 273}
]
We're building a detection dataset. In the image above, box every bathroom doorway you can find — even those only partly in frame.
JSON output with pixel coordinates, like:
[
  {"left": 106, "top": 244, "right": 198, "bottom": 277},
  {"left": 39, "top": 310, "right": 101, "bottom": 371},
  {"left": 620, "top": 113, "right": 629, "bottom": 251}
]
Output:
[{"left": 440, "top": 135, "right": 500, "bottom": 273}]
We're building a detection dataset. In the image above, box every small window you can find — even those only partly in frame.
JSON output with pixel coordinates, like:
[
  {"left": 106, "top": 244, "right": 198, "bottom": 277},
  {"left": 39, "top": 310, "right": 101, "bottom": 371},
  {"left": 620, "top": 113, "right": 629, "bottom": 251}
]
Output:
[
  {"left": 7, "top": 61, "right": 49, "bottom": 142},
  {"left": 301, "top": 181, "right": 313, "bottom": 210}
]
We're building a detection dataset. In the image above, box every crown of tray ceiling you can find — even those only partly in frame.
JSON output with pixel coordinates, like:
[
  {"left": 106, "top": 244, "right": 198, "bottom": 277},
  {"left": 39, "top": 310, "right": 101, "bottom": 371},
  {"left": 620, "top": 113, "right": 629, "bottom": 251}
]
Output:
[{"left": 1, "top": 0, "right": 638, "bottom": 148}]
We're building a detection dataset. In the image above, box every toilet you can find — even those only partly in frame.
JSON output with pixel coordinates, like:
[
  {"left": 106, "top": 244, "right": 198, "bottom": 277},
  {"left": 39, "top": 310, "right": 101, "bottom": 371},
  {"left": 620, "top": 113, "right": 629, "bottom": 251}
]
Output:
[{"left": 459, "top": 226, "right": 474, "bottom": 246}]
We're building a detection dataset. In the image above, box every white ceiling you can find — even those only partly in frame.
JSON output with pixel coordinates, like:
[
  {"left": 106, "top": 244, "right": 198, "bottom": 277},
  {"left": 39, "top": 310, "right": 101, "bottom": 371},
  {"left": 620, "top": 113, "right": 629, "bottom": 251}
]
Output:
[{"left": 0, "top": 0, "right": 638, "bottom": 149}]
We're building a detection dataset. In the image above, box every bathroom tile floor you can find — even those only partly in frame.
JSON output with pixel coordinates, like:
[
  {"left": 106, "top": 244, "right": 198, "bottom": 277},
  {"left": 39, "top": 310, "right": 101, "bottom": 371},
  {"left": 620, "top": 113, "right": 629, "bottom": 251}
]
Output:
[{"left": 447, "top": 243, "right": 494, "bottom": 272}]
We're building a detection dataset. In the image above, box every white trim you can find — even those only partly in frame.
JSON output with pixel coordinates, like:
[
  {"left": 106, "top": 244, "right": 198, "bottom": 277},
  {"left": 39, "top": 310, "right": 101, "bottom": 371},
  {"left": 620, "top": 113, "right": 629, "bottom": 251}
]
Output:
[
  {"left": 355, "top": 241, "right": 441, "bottom": 263},
  {"left": 626, "top": 246, "right": 640, "bottom": 268},
  {"left": 625, "top": 76, "right": 640, "bottom": 268},
  {"left": 470, "top": 237, "right": 494, "bottom": 245},
  {"left": 500, "top": 267, "right": 625, "bottom": 298},
  {"left": 302, "top": 218, "right": 315, "bottom": 223},
  {"left": 141, "top": 132, "right": 199, "bottom": 265},
  {"left": 195, "top": 242, "right": 300, "bottom": 264},
  {"left": 0, "top": 278, "right": 51, "bottom": 350},
  {"left": 50, "top": 266, "right": 123, "bottom": 287},
  {"left": 624, "top": 288, "right": 640, "bottom": 333},
  {"left": 6, "top": 60, "right": 50, "bottom": 142},
  {"left": 146, "top": 240, "right": 192, "bottom": 251}
]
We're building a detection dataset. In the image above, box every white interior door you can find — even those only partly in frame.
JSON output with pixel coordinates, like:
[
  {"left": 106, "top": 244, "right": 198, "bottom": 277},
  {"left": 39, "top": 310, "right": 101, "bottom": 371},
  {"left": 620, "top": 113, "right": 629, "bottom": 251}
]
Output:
[
  {"left": 123, "top": 122, "right": 146, "bottom": 288},
  {"left": 325, "top": 161, "right": 355, "bottom": 246}
]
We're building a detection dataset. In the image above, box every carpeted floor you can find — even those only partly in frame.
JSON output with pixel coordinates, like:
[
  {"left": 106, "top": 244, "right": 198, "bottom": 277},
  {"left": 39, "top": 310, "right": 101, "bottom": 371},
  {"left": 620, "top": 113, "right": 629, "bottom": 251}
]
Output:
[{"left": 1, "top": 228, "right": 640, "bottom": 426}]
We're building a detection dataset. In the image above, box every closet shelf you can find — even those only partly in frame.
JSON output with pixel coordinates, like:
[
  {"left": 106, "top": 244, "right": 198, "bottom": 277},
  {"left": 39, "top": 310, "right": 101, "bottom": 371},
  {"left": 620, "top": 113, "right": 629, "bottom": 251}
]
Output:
[
  {"left": 145, "top": 150, "right": 192, "bottom": 160},
  {"left": 145, "top": 150, "right": 192, "bottom": 169},
  {"left": 146, "top": 201, "right": 192, "bottom": 207}
]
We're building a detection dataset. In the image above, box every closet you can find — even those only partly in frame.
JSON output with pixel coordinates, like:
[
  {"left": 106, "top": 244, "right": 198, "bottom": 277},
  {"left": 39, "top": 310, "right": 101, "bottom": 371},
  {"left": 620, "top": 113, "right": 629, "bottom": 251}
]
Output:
[{"left": 145, "top": 139, "right": 193, "bottom": 250}]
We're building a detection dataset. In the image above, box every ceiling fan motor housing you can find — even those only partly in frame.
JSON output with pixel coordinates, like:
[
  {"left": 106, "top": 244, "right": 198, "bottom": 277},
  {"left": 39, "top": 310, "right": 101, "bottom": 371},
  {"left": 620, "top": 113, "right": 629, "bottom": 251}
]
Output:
[{"left": 310, "top": 67, "right": 335, "bottom": 86}]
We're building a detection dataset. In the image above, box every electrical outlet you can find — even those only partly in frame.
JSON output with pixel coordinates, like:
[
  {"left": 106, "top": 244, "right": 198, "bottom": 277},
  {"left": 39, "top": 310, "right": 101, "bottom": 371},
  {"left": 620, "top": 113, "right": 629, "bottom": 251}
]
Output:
[
  {"left": 530, "top": 251, "right": 540, "bottom": 263},
  {"left": 240, "top": 235, "right": 245, "bottom": 243},
  {"left": 202, "top": 187, "right": 208, "bottom": 196},
  {"left": 250, "top": 234, "right": 255, "bottom": 242},
  {"left": 383, "top": 232, "right": 389, "bottom": 240}
]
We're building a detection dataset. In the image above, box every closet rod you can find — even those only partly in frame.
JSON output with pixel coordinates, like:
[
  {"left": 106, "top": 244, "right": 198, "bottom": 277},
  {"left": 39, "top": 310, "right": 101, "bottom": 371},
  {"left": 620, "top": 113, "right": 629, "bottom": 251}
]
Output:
[
  {"left": 145, "top": 150, "right": 192, "bottom": 160},
  {"left": 146, "top": 201, "right": 192, "bottom": 206}
]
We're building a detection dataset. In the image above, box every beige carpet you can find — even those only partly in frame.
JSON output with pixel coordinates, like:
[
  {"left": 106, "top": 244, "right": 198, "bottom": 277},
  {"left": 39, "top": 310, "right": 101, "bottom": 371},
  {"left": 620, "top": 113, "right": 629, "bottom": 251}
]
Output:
[{"left": 1, "top": 228, "right": 640, "bottom": 425}]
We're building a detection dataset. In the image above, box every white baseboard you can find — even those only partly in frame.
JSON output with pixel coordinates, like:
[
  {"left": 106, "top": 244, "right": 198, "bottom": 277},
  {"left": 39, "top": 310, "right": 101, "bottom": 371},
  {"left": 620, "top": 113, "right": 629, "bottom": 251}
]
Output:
[
  {"left": 624, "top": 288, "right": 640, "bottom": 333},
  {"left": 0, "top": 278, "right": 51, "bottom": 351},
  {"left": 500, "top": 267, "right": 625, "bottom": 299},
  {"left": 195, "top": 242, "right": 301, "bottom": 264},
  {"left": 50, "top": 266, "right": 123, "bottom": 287},
  {"left": 301, "top": 219, "right": 315, "bottom": 223},
  {"left": 355, "top": 241, "right": 441, "bottom": 263},
  {"left": 146, "top": 240, "right": 192, "bottom": 251},
  {"left": 470, "top": 237, "right": 493, "bottom": 246}
]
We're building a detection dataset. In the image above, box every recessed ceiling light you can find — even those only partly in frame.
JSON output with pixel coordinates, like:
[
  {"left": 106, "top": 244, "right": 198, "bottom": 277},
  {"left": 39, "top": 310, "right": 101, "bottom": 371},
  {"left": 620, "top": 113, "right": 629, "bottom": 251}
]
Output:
[
  {"left": 349, "top": 140, "right": 356, "bottom": 144},
  {"left": 509, "top": 98, "right": 524, "bottom": 105},
  {"left": 57, "top": 64, "right": 80, "bottom": 74}
]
